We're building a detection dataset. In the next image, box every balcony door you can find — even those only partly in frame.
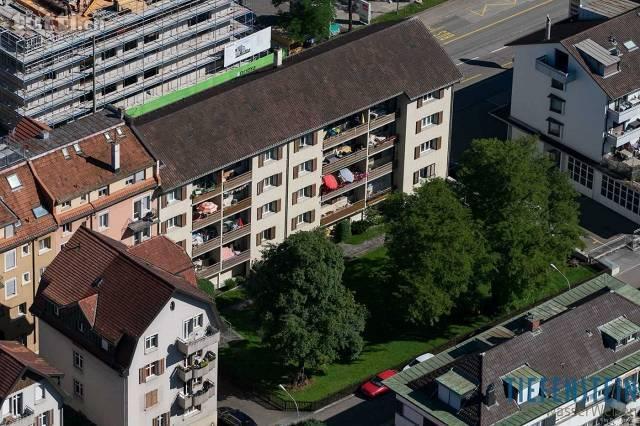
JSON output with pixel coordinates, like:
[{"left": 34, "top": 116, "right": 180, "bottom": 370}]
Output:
[
  {"left": 9, "top": 393, "right": 22, "bottom": 415},
  {"left": 182, "top": 314, "right": 204, "bottom": 340}
]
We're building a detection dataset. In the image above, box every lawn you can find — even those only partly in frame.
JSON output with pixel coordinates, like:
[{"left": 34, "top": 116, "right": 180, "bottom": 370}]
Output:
[
  {"left": 342, "top": 224, "right": 385, "bottom": 245},
  {"left": 372, "top": 0, "right": 448, "bottom": 24}
]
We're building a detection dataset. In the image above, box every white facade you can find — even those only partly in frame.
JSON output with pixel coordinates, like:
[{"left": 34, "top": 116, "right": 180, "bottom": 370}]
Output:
[{"left": 0, "top": 379, "right": 63, "bottom": 426}]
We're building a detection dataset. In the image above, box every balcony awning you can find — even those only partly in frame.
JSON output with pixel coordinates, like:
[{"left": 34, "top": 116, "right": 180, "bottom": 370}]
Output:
[
  {"left": 128, "top": 219, "right": 153, "bottom": 232},
  {"left": 323, "top": 174, "right": 338, "bottom": 190}
]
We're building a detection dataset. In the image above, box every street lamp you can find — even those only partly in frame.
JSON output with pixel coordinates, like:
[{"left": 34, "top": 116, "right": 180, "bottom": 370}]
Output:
[
  {"left": 278, "top": 384, "right": 300, "bottom": 418},
  {"left": 550, "top": 263, "right": 571, "bottom": 290}
]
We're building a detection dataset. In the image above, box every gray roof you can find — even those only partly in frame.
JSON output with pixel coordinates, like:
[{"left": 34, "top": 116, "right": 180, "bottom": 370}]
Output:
[
  {"left": 598, "top": 315, "right": 640, "bottom": 341},
  {"left": 436, "top": 370, "right": 477, "bottom": 395},
  {"left": 131, "top": 19, "right": 462, "bottom": 190},
  {"left": 500, "top": 365, "right": 543, "bottom": 392},
  {"left": 574, "top": 38, "right": 621, "bottom": 66},
  {"left": 581, "top": 0, "right": 638, "bottom": 18}
]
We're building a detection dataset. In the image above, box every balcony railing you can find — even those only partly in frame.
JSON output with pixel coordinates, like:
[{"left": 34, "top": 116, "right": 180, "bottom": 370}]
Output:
[
  {"left": 191, "top": 185, "right": 221, "bottom": 206},
  {"left": 221, "top": 250, "right": 250, "bottom": 271},
  {"left": 321, "top": 176, "right": 367, "bottom": 203},
  {"left": 608, "top": 98, "right": 640, "bottom": 123},
  {"left": 128, "top": 209, "right": 159, "bottom": 232},
  {"left": 322, "top": 149, "right": 367, "bottom": 175},
  {"left": 368, "top": 136, "right": 397, "bottom": 156},
  {"left": 192, "top": 211, "right": 222, "bottom": 231},
  {"left": 176, "top": 327, "right": 218, "bottom": 355},
  {"left": 369, "top": 112, "right": 396, "bottom": 131},
  {"left": 223, "top": 171, "right": 252, "bottom": 190},
  {"left": 1, "top": 407, "right": 34, "bottom": 426},
  {"left": 223, "top": 197, "right": 252, "bottom": 217},
  {"left": 192, "top": 236, "right": 221, "bottom": 258},
  {"left": 177, "top": 352, "right": 216, "bottom": 382},
  {"left": 535, "top": 56, "right": 575, "bottom": 83},
  {"left": 607, "top": 121, "right": 640, "bottom": 147},
  {"left": 320, "top": 200, "right": 366, "bottom": 226},
  {"left": 368, "top": 162, "right": 393, "bottom": 180},
  {"left": 323, "top": 122, "right": 369, "bottom": 150},
  {"left": 222, "top": 224, "right": 251, "bottom": 244},
  {"left": 367, "top": 187, "right": 393, "bottom": 205},
  {"left": 196, "top": 262, "right": 221, "bottom": 279}
]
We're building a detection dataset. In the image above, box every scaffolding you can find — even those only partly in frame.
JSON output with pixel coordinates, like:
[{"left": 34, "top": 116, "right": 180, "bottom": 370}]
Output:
[{"left": 0, "top": 0, "right": 255, "bottom": 125}]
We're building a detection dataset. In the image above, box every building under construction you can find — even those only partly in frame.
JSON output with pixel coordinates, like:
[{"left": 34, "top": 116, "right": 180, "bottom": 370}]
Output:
[{"left": 0, "top": 0, "right": 259, "bottom": 126}]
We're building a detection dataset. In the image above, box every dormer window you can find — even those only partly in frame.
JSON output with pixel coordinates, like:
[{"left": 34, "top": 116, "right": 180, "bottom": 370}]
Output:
[
  {"left": 598, "top": 316, "right": 640, "bottom": 350},
  {"left": 435, "top": 369, "right": 477, "bottom": 411},
  {"left": 6, "top": 174, "right": 21, "bottom": 190},
  {"left": 33, "top": 205, "right": 49, "bottom": 218},
  {"left": 501, "top": 365, "right": 543, "bottom": 404}
]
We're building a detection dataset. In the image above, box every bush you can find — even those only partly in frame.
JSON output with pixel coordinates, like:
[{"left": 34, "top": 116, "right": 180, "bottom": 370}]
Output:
[
  {"left": 197, "top": 278, "right": 216, "bottom": 298},
  {"left": 335, "top": 220, "right": 352, "bottom": 242},
  {"left": 223, "top": 278, "right": 237, "bottom": 289},
  {"left": 351, "top": 220, "right": 371, "bottom": 235}
]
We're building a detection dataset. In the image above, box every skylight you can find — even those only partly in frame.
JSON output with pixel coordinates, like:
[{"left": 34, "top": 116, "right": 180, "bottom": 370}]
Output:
[
  {"left": 624, "top": 40, "right": 638, "bottom": 52},
  {"left": 104, "top": 132, "right": 112, "bottom": 142},
  {"left": 32, "top": 205, "right": 49, "bottom": 218},
  {"left": 73, "top": 143, "right": 82, "bottom": 154},
  {"left": 115, "top": 127, "right": 125, "bottom": 138},
  {"left": 62, "top": 147, "right": 70, "bottom": 159},
  {"left": 6, "top": 174, "right": 21, "bottom": 190}
]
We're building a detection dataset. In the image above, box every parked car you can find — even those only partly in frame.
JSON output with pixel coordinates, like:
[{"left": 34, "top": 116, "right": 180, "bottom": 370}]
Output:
[
  {"left": 360, "top": 369, "right": 397, "bottom": 398},
  {"left": 402, "top": 353, "right": 434, "bottom": 371},
  {"left": 218, "top": 407, "right": 257, "bottom": 426}
]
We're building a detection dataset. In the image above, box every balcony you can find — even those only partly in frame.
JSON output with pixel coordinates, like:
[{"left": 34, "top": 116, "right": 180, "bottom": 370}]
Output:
[
  {"left": 177, "top": 351, "right": 216, "bottom": 382},
  {"left": 320, "top": 200, "right": 366, "bottom": 226},
  {"left": 222, "top": 250, "right": 250, "bottom": 271},
  {"left": 127, "top": 209, "right": 158, "bottom": 233},
  {"left": 222, "top": 224, "right": 251, "bottom": 244},
  {"left": 191, "top": 185, "right": 221, "bottom": 206},
  {"left": 223, "top": 171, "right": 252, "bottom": 190},
  {"left": 1, "top": 407, "right": 34, "bottom": 426},
  {"left": 196, "top": 262, "right": 221, "bottom": 279},
  {"left": 192, "top": 210, "right": 222, "bottom": 232},
  {"left": 321, "top": 172, "right": 367, "bottom": 202},
  {"left": 607, "top": 120, "right": 640, "bottom": 147},
  {"left": 322, "top": 149, "right": 367, "bottom": 175},
  {"left": 176, "top": 326, "right": 218, "bottom": 355},
  {"left": 368, "top": 135, "right": 397, "bottom": 156},
  {"left": 223, "top": 197, "right": 251, "bottom": 217},
  {"left": 367, "top": 187, "right": 392, "bottom": 205},
  {"left": 535, "top": 55, "right": 575, "bottom": 83},
  {"left": 323, "top": 122, "right": 369, "bottom": 150},
  {"left": 192, "top": 236, "right": 221, "bottom": 258},
  {"left": 609, "top": 97, "right": 640, "bottom": 123},
  {"left": 368, "top": 162, "right": 393, "bottom": 180},
  {"left": 369, "top": 112, "right": 396, "bottom": 131}
]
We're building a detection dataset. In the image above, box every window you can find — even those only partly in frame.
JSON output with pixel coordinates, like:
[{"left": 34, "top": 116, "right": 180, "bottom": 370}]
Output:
[
  {"left": 547, "top": 118, "right": 564, "bottom": 137},
  {"left": 44, "top": 70, "right": 56, "bottom": 80},
  {"left": 99, "top": 212, "right": 109, "bottom": 229},
  {"left": 153, "top": 414, "right": 170, "bottom": 426},
  {"left": 39, "top": 237, "right": 51, "bottom": 253},
  {"left": 144, "top": 67, "right": 159, "bottom": 79},
  {"left": 101, "top": 338, "right": 109, "bottom": 351},
  {"left": 145, "top": 389, "right": 159, "bottom": 409},
  {"left": 97, "top": 186, "right": 109, "bottom": 197},
  {"left": 145, "top": 334, "right": 159, "bottom": 353},
  {"left": 62, "top": 222, "right": 72, "bottom": 234},
  {"left": 5, "top": 278, "right": 17, "bottom": 299},
  {"left": 101, "top": 47, "right": 117, "bottom": 61},
  {"left": 421, "top": 113, "right": 440, "bottom": 127},
  {"left": 18, "top": 303, "right": 26, "bottom": 315},
  {"left": 60, "top": 200, "right": 71, "bottom": 209},
  {"left": 549, "top": 95, "right": 565, "bottom": 114},
  {"left": 263, "top": 175, "right": 278, "bottom": 189},
  {"left": 551, "top": 78, "right": 565, "bottom": 91},
  {"left": 145, "top": 361, "right": 159, "bottom": 378},
  {"left": 420, "top": 90, "right": 440, "bottom": 103},
  {"left": 134, "top": 227, "right": 151, "bottom": 245},
  {"left": 135, "top": 170, "right": 145, "bottom": 182},
  {"left": 123, "top": 75, "right": 138, "bottom": 87},
  {"left": 73, "top": 351, "right": 83, "bottom": 370},
  {"left": 101, "top": 84, "right": 117, "bottom": 96},
  {"left": 299, "top": 160, "right": 314, "bottom": 174},
  {"left": 297, "top": 186, "right": 312, "bottom": 199},
  {"left": 297, "top": 134, "right": 312, "bottom": 150},
  {"left": 73, "top": 379, "right": 84, "bottom": 399},
  {"left": 124, "top": 39, "right": 138, "bottom": 52},
  {"left": 140, "top": 359, "right": 165, "bottom": 383},
  {"left": 6, "top": 174, "right": 21, "bottom": 190},
  {"left": 77, "top": 319, "right": 85, "bottom": 333},
  {"left": 419, "top": 164, "right": 436, "bottom": 179},
  {"left": 134, "top": 196, "right": 151, "bottom": 220},
  {"left": 261, "top": 200, "right": 277, "bottom": 216},
  {"left": 296, "top": 211, "right": 313, "bottom": 225},
  {"left": 567, "top": 157, "right": 593, "bottom": 189},
  {"left": 263, "top": 148, "right": 278, "bottom": 162},
  {"left": 262, "top": 227, "right": 275, "bottom": 241},
  {"left": 80, "top": 193, "right": 87, "bottom": 202},
  {"left": 188, "top": 11, "right": 211, "bottom": 26},
  {"left": 5, "top": 249, "right": 16, "bottom": 271},
  {"left": 182, "top": 314, "right": 204, "bottom": 339},
  {"left": 51, "top": 302, "right": 59, "bottom": 317},
  {"left": 35, "top": 384, "right": 45, "bottom": 402},
  {"left": 33, "top": 205, "right": 49, "bottom": 218},
  {"left": 22, "top": 272, "right": 30, "bottom": 285},
  {"left": 125, "top": 175, "right": 135, "bottom": 185},
  {"left": 144, "top": 32, "right": 159, "bottom": 43},
  {"left": 167, "top": 216, "right": 177, "bottom": 229},
  {"left": 420, "top": 138, "right": 441, "bottom": 153},
  {"left": 601, "top": 175, "right": 640, "bottom": 214},
  {"left": 4, "top": 225, "right": 13, "bottom": 239},
  {"left": 8, "top": 393, "right": 22, "bottom": 415},
  {"left": 21, "top": 244, "right": 29, "bottom": 257}
]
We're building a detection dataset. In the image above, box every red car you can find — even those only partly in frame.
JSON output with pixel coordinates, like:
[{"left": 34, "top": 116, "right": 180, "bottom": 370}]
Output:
[{"left": 360, "top": 369, "right": 397, "bottom": 398}]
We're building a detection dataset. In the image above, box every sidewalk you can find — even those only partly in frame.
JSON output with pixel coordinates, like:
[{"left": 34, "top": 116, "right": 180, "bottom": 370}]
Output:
[{"left": 339, "top": 234, "right": 385, "bottom": 259}]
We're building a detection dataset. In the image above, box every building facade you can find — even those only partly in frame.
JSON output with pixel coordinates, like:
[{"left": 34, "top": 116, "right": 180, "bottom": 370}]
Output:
[
  {"left": 32, "top": 227, "right": 222, "bottom": 426},
  {"left": 502, "top": 9, "right": 640, "bottom": 225},
  {"left": 133, "top": 19, "right": 461, "bottom": 288},
  {"left": 0, "top": 340, "right": 64, "bottom": 426}
]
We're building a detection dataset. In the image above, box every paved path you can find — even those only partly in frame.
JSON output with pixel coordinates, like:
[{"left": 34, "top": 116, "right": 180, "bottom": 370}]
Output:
[{"left": 339, "top": 235, "right": 385, "bottom": 259}]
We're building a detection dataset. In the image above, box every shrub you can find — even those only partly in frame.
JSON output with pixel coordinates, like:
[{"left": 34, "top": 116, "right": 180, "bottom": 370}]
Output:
[
  {"left": 350, "top": 220, "right": 371, "bottom": 235},
  {"left": 197, "top": 279, "right": 216, "bottom": 298},
  {"left": 335, "top": 220, "right": 352, "bottom": 242},
  {"left": 223, "top": 278, "right": 238, "bottom": 289}
]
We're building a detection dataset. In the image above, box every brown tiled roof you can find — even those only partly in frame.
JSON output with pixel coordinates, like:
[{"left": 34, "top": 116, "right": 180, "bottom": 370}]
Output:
[
  {"left": 127, "top": 236, "right": 197, "bottom": 286},
  {"left": 561, "top": 9, "right": 640, "bottom": 99},
  {"left": 32, "top": 227, "right": 220, "bottom": 371},
  {"left": 0, "top": 340, "right": 62, "bottom": 400},
  {"left": 132, "top": 19, "right": 462, "bottom": 190},
  {"left": 30, "top": 125, "right": 155, "bottom": 203},
  {"left": 9, "top": 117, "right": 51, "bottom": 143},
  {"left": 0, "top": 164, "right": 57, "bottom": 252},
  {"left": 78, "top": 294, "right": 98, "bottom": 327}
]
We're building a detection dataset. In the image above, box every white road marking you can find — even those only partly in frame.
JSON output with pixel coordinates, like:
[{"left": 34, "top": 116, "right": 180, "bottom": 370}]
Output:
[{"left": 491, "top": 46, "right": 508, "bottom": 53}]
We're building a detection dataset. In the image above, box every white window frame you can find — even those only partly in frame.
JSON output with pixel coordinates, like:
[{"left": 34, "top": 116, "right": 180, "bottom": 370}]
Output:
[
  {"left": 262, "top": 201, "right": 277, "bottom": 217},
  {"left": 300, "top": 160, "right": 313, "bottom": 174},
  {"left": 263, "top": 148, "right": 277, "bottom": 162},
  {"left": 125, "top": 175, "right": 135, "bottom": 185},
  {"left": 35, "top": 384, "right": 45, "bottom": 402},
  {"left": 261, "top": 227, "right": 275, "bottom": 241},
  {"left": 22, "top": 272, "right": 30, "bottom": 286},
  {"left": 5, "top": 249, "right": 16, "bottom": 272},
  {"left": 167, "top": 216, "right": 177, "bottom": 229},
  {"left": 73, "top": 351, "right": 83, "bottom": 370},
  {"left": 263, "top": 175, "right": 277, "bottom": 190},
  {"left": 134, "top": 227, "right": 151, "bottom": 245},
  {"left": 133, "top": 195, "right": 152, "bottom": 220},
  {"left": 421, "top": 114, "right": 436, "bottom": 127},
  {"left": 166, "top": 188, "right": 180, "bottom": 204},
  {"left": 98, "top": 212, "right": 109, "bottom": 229},
  {"left": 60, "top": 200, "right": 71, "bottom": 209},
  {"left": 297, "top": 186, "right": 312, "bottom": 200},
  {"left": 97, "top": 186, "right": 109, "bottom": 197},
  {"left": 8, "top": 393, "right": 22, "bottom": 415},
  {"left": 5, "top": 224, "right": 14, "bottom": 238},
  {"left": 145, "top": 333, "right": 159, "bottom": 353},
  {"left": 6, "top": 174, "right": 21, "bottom": 190},
  {"left": 297, "top": 134, "right": 312, "bottom": 150},
  {"left": 5, "top": 278, "right": 17, "bottom": 299},
  {"left": 38, "top": 237, "right": 51, "bottom": 254},
  {"left": 62, "top": 222, "right": 72, "bottom": 234},
  {"left": 21, "top": 244, "right": 29, "bottom": 257},
  {"left": 182, "top": 313, "right": 204, "bottom": 339},
  {"left": 80, "top": 193, "right": 88, "bottom": 203}
]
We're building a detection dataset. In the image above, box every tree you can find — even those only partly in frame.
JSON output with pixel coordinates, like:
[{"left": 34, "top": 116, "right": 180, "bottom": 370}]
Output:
[
  {"left": 275, "top": 0, "right": 335, "bottom": 42},
  {"left": 380, "top": 179, "right": 487, "bottom": 326},
  {"left": 247, "top": 230, "right": 366, "bottom": 385},
  {"left": 457, "top": 137, "right": 583, "bottom": 309}
]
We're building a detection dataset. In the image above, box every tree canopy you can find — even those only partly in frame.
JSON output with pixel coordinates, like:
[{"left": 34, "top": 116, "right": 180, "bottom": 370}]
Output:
[
  {"left": 276, "top": 0, "right": 335, "bottom": 42},
  {"left": 457, "top": 137, "right": 583, "bottom": 309},
  {"left": 247, "top": 230, "right": 366, "bottom": 384},
  {"left": 380, "top": 178, "right": 487, "bottom": 326}
]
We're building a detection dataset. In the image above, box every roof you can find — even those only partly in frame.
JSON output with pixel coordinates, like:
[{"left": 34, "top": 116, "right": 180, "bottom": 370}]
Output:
[
  {"left": 385, "top": 274, "right": 640, "bottom": 426},
  {"left": 575, "top": 38, "right": 621, "bottom": 66},
  {"left": 0, "top": 164, "right": 57, "bottom": 251},
  {"left": 9, "top": 117, "right": 51, "bottom": 143},
  {"left": 127, "top": 236, "right": 197, "bottom": 286},
  {"left": 32, "top": 226, "right": 221, "bottom": 372},
  {"left": 29, "top": 123, "right": 154, "bottom": 203},
  {"left": 500, "top": 365, "right": 543, "bottom": 392},
  {"left": 132, "top": 19, "right": 462, "bottom": 190},
  {"left": 436, "top": 369, "right": 477, "bottom": 395},
  {"left": 598, "top": 315, "right": 640, "bottom": 341},
  {"left": 580, "top": 0, "right": 639, "bottom": 18},
  {"left": 0, "top": 340, "right": 62, "bottom": 400}
]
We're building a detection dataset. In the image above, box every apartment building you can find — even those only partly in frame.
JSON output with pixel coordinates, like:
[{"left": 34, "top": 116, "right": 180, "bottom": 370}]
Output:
[
  {"left": 0, "top": 340, "right": 64, "bottom": 426},
  {"left": 386, "top": 273, "right": 640, "bottom": 426},
  {"left": 0, "top": 0, "right": 262, "bottom": 127},
  {"left": 132, "top": 19, "right": 462, "bottom": 287},
  {"left": 31, "top": 226, "right": 222, "bottom": 426},
  {"left": 500, "top": 9, "right": 640, "bottom": 225}
]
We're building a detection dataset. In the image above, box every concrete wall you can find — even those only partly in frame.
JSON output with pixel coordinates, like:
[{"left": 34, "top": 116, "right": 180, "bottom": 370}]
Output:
[
  {"left": 0, "top": 378, "right": 63, "bottom": 425},
  {"left": 158, "top": 185, "right": 193, "bottom": 255}
]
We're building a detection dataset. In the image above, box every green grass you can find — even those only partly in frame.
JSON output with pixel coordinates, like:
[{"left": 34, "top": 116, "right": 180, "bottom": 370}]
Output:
[
  {"left": 372, "top": 0, "right": 448, "bottom": 23},
  {"left": 215, "top": 287, "right": 248, "bottom": 311},
  {"left": 198, "top": 279, "right": 216, "bottom": 298},
  {"left": 343, "top": 224, "right": 385, "bottom": 245}
]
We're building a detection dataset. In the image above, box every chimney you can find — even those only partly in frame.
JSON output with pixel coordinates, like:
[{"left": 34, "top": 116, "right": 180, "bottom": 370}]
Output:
[
  {"left": 274, "top": 48, "right": 284, "bottom": 67},
  {"left": 111, "top": 142, "right": 120, "bottom": 172},
  {"left": 39, "top": 129, "right": 50, "bottom": 140},
  {"left": 484, "top": 383, "right": 497, "bottom": 406},
  {"left": 525, "top": 313, "right": 541, "bottom": 332},
  {"left": 545, "top": 15, "right": 552, "bottom": 41}
]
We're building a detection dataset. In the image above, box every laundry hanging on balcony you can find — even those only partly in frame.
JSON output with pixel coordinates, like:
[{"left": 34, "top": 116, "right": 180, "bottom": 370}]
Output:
[
  {"left": 323, "top": 174, "right": 339, "bottom": 190},
  {"left": 339, "top": 168, "right": 354, "bottom": 183}
]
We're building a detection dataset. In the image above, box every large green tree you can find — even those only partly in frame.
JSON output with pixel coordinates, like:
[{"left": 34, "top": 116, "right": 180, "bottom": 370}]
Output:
[
  {"left": 275, "top": 0, "right": 335, "bottom": 42},
  {"left": 380, "top": 179, "right": 488, "bottom": 326},
  {"left": 247, "top": 230, "right": 366, "bottom": 385},
  {"left": 457, "top": 137, "right": 582, "bottom": 309}
]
